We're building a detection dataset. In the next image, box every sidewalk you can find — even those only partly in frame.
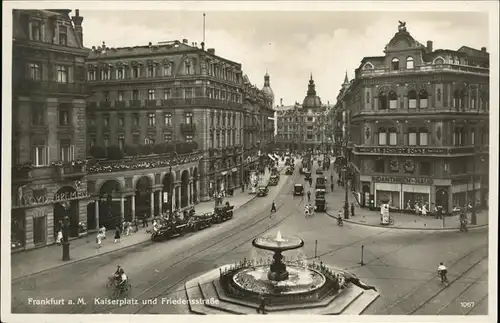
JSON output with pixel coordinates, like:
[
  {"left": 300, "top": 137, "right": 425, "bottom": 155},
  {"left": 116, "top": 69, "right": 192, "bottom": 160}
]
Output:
[{"left": 318, "top": 163, "right": 489, "bottom": 230}]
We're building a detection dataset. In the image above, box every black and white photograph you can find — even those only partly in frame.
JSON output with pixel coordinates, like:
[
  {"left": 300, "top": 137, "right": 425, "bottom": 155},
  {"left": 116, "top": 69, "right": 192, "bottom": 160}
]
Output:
[{"left": 2, "top": 1, "right": 498, "bottom": 323}]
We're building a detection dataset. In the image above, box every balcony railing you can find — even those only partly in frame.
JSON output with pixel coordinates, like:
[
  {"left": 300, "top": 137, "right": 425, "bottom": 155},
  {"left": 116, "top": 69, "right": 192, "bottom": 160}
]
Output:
[
  {"left": 359, "top": 64, "right": 489, "bottom": 78},
  {"left": 16, "top": 80, "right": 88, "bottom": 95},
  {"left": 160, "top": 98, "right": 243, "bottom": 110},
  {"left": 115, "top": 101, "right": 126, "bottom": 109},
  {"left": 146, "top": 99, "right": 157, "bottom": 107},
  {"left": 180, "top": 123, "right": 196, "bottom": 134},
  {"left": 55, "top": 163, "right": 87, "bottom": 179},
  {"left": 353, "top": 145, "right": 483, "bottom": 156}
]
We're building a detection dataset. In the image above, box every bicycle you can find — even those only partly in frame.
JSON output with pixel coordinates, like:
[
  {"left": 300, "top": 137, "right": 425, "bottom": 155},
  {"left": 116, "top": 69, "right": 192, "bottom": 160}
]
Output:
[
  {"left": 112, "top": 281, "right": 132, "bottom": 298},
  {"left": 106, "top": 275, "right": 118, "bottom": 289}
]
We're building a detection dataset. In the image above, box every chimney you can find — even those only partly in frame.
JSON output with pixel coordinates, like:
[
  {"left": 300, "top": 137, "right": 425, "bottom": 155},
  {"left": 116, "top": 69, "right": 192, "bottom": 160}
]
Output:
[
  {"left": 481, "top": 47, "right": 487, "bottom": 52},
  {"left": 71, "top": 9, "right": 84, "bottom": 46},
  {"left": 207, "top": 48, "right": 215, "bottom": 55},
  {"left": 182, "top": 38, "right": 188, "bottom": 44},
  {"left": 427, "top": 40, "right": 433, "bottom": 52},
  {"left": 280, "top": 98, "right": 283, "bottom": 106},
  {"left": 201, "top": 42, "right": 205, "bottom": 50}
]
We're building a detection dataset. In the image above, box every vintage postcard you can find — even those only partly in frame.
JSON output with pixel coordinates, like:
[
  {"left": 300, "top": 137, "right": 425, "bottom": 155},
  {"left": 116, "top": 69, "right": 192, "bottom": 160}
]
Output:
[{"left": 2, "top": 1, "right": 498, "bottom": 323}]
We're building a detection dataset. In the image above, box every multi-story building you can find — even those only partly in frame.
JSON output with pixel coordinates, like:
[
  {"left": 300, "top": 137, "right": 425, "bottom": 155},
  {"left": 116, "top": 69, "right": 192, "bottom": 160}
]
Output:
[
  {"left": 338, "top": 22, "right": 489, "bottom": 211},
  {"left": 85, "top": 39, "right": 274, "bottom": 224},
  {"left": 275, "top": 76, "right": 330, "bottom": 152},
  {"left": 11, "top": 9, "right": 89, "bottom": 250}
]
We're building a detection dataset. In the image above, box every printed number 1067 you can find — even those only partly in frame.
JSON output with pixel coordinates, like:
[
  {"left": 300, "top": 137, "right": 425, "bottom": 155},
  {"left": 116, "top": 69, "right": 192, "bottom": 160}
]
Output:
[{"left": 461, "top": 302, "right": 475, "bottom": 308}]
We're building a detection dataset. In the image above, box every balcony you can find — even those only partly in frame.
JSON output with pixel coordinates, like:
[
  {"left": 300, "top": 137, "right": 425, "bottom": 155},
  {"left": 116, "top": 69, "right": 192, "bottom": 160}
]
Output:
[
  {"left": 100, "top": 101, "right": 111, "bottom": 108},
  {"left": 180, "top": 123, "right": 196, "bottom": 135},
  {"left": 129, "top": 100, "right": 142, "bottom": 108},
  {"left": 146, "top": 99, "right": 157, "bottom": 107},
  {"left": 161, "top": 98, "right": 243, "bottom": 110},
  {"left": 359, "top": 64, "right": 489, "bottom": 78},
  {"left": 54, "top": 163, "right": 87, "bottom": 180},
  {"left": 15, "top": 80, "right": 88, "bottom": 96},
  {"left": 353, "top": 145, "right": 478, "bottom": 156},
  {"left": 115, "top": 101, "right": 126, "bottom": 109}
]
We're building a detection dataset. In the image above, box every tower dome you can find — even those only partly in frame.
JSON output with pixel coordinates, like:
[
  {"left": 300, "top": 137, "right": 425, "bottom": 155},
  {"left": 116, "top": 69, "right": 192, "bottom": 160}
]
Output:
[
  {"left": 262, "top": 72, "right": 275, "bottom": 103},
  {"left": 302, "top": 74, "right": 322, "bottom": 108}
]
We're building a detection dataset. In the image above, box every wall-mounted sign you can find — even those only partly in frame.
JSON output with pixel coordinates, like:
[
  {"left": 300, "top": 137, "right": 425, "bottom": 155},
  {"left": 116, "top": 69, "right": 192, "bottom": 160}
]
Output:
[
  {"left": 16, "top": 189, "right": 90, "bottom": 208},
  {"left": 373, "top": 176, "right": 433, "bottom": 185},
  {"left": 357, "top": 146, "right": 476, "bottom": 155}
]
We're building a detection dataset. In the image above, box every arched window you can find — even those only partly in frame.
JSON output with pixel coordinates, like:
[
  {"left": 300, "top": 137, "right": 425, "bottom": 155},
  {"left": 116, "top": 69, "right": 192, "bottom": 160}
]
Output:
[
  {"left": 389, "top": 127, "right": 397, "bottom": 146},
  {"left": 419, "top": 90, "right": 428, "bottom": 109},
  {"left": 406, "top": 57, "right": 414, "bottom": 69},
  {"left": 453, "top": 90, "right": 464, "bottom": 110},
  {"left": 434, "top": 57, "right": 444, "bottom": 65},
  {"left": 388, "top": 91, "right": 398, "bottom": 110},
  {"left": 391, "top": 58, "right": 400, "bottom": 70},
  {"left": 378, "top": 92, "right": 387, "bottom": 110},
  {"left": 408, "top": 90, "right": 417, "bottom": 109},
  {"left": 378, "top": 127, "right": 387, "bottom": 145},
  {"left": 436, "top": 88, "right": 442, "bottom": 102},
  {"left": 419, "top": 127, "right": 428, "bottom": 146},
  {"left": 408, "top": 127, "right": 417, "bottom": 146},
  {"left": 470, "top": 90, "right": 477, "bottom": 110},
  {"left": 471, "top": 128, "right": 475, "bottom": 145}
]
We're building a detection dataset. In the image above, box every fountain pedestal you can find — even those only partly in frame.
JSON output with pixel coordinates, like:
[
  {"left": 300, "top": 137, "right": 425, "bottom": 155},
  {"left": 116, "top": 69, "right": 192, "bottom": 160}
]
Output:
[{"left": 268, "top": 251, "right": 289, "bottom": 281}]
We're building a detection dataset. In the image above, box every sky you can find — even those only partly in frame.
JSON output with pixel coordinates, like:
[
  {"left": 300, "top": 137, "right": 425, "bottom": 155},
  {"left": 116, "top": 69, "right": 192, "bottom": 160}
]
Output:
[{"left": 78, "top": 8, "right": 489, "bottom": 107}]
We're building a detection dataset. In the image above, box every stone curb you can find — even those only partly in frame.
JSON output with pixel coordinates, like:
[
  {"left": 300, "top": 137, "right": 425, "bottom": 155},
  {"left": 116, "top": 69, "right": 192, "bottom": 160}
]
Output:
[
  {"left": 325, "top": 210, "right": 488, "bottom": 231},
  {"left": 12, "top": 197, "right": 259, "bottom": 281}
]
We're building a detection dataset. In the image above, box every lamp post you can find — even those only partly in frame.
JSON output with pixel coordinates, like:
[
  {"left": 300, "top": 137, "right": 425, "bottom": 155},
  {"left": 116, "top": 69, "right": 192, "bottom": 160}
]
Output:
[
  {"left": 61, "top": 201, "right": 71, "bottom": 261},
  {"left": 169, "top": 165, "right": 174, "bottom": 214},
  {"left": 470, "top": 154, "right": 484, "bottom": 225},
  {"left": 343, "top": 141, "right": 350, "bottom": 220}
]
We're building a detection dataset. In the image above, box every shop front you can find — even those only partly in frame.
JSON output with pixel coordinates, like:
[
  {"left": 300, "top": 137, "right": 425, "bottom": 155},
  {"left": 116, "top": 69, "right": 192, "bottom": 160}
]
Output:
[
  {"left": 11, "top": 209, "right": 26, "bottom": 250},
  {"left": 373, "top": 176, "right": 432, "bottom": 210},
  {"left": 451, "top": 181, "right": 482, "bottom": 207}
]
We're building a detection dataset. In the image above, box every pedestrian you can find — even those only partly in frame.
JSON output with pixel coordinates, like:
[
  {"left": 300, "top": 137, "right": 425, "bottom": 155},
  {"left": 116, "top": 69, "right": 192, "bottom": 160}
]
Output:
[
  {"left": 351, "top": 203, "right": 355, "bottom": 217},
  {"left": 270, "top": 201, "right": 277, "bottom": 213},
  {"left": 256, "top": 291, "right": 267, "bottom": 314},
  {"left": 100, "top": 225, "right": 107, "bottom": 240},
  {"left": 96, "top": 232, "right": 102, "bottom": 249},
  {"left": 114, "top": 226, "right": 121, "bottom": 243},
  {"left": 56, "top": 229, "right": 63, "bottom": 245},
  {"left": 330, "top": 182, "right": 334, "bottom": 192}
]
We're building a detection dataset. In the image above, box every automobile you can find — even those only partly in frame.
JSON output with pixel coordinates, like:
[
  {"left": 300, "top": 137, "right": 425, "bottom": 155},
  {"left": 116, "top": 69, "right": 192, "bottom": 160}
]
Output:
[
  {"left": 269, "top": 175, "right": 279, "bottom": 186},
  {"left": 304, "top": 171, "right": 312, "bottom": 180},
  {"left": 315, "top": 198, "right": 327, "bottom": 212},
  {"left": 315, "top": 176, "right": 327, "bottom": 190},
  {"left": 212, "top": 204, "right": 234, "bottom": 223},
  {"left": 187, "top": 212, "right": 213, "bottom": 231},
  {"left": 285, "top": 166, "right": 294, "bottom": 175},
  {"left": 316, "top": 168, "right": 324, "bottom": 175},
  {"left": 315, "top": 188, "right": 326, "bottom": 199},
  {"left": 294, "top": 184, "right": 304, "bottom": 196},
  {"left": 257, "top": 186, "right": 269, "bottom": 197},
  {"left": 151, "top": 220, "right": 188, "bottom": 241}
]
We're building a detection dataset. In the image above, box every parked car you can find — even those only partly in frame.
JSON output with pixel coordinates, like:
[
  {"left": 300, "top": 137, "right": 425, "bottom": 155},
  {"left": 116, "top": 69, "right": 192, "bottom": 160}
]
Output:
[
  {"left": 285, "top": 166, "right": 294, "bottom": 175},
  {"left": 212, "top": 204, "right": 234, "bottom": 223},
  {"left": 257, "top": 186, "right": 269, "bottom": 197},
  {"left": 294, "top": 184, "right": 304, "bottom": 196},
  {"left": 315, "top": 198, "right": 327, "bottom": 212},
  {"left": 269, "top": 175, "right": 279, "bottom": 186}
]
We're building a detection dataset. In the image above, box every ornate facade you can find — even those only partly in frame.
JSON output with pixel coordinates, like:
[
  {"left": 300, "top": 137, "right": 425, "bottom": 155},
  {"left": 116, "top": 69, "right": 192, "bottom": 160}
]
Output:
[
  {"left": 11, "top": 9, "right": 89, "bottom": 250},
  {"left": 338, "top": 22, "right": 489, "bottom": 211}
]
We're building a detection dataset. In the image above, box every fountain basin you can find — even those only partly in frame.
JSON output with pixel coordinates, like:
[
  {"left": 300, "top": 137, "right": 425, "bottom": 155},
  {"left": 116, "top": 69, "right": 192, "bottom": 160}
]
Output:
[
  {"left": 252, "top": 235, "right": 304, "bottom": 251},
  {"left": 233, "top": 265, "right": 326, "bottom": 295}
]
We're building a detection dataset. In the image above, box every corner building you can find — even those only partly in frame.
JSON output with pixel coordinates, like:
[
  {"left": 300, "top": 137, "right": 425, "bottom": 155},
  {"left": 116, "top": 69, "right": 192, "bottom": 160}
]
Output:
[
  {"left": 11, "top": 9, "right": 89, "bottom": 250},
  {"left": 340, "top": 23, "right": 489, "bottom": 211}
]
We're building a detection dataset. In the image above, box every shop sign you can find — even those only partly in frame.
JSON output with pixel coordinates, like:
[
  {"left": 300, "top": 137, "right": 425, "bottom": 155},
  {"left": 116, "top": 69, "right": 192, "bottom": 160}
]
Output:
[
  {"left": 357, "top": 146, "right": 448, "bottom": 155},
  {"left": 373, "top": 176, "right": 433, "bottom": 185},
  {"left": 17, "top": 189, "right": 90, "bottom": 208}
]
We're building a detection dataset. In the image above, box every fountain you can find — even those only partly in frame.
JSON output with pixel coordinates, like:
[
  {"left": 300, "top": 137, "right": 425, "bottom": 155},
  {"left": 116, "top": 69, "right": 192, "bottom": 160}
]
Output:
[{"left": 184, "top": 231, "right": 380, "bottom": 314}]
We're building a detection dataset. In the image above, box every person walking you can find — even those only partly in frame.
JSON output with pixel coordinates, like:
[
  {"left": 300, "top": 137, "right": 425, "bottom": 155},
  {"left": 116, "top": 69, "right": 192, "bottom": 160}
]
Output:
[
  {"left": 270, "top": 201, "right": 277, "bottom": 213},
  {"left": 256, "top": 291, "right": 267, "bottom": 314},
  {"left": 96, "top": 232, "right": 102, "bottom": 249},
  {"left": 330, "top": 182, "right": 334, "bottom": 192},
  {"left": 351, "top": 203, "right": 355, "bottom": 217},
  {"left": 114, "top": 226, "right": 121, "bottom": 243}
]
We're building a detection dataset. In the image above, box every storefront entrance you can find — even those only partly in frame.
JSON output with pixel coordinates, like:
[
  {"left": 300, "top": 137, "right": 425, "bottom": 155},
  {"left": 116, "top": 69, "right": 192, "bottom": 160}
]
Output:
[
  {"left": 11, "top": 209, "right": 25, "bottom": 250},
  {"left": 181, "top": 170, "right": 189, "bottom": 208},
  {"left": 53, "top": 187, "right": 80, "bottom": 238},
  {"left": 135, "top": 176, "right": 153, "bottom": 219},
  {"left": 99, "top": 180, "right": 122, "bottom": 229}
]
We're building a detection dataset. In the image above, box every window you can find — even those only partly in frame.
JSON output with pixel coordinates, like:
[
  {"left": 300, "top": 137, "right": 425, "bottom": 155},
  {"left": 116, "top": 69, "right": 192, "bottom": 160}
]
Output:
[
  {"left": 378, "top": 92, "right": 387, "bottom": 110},
  {"left": 88, "top": 115, "right": 96, "bottom": 126},
  {"left": 132, "top": 90, "right": 139, "bottom": 101},
  {"left": 419, "top": 128, "right": 428, "bottom": 146},
  {"left": 185, "top": 112, "right": 193, "bottom": 124},
  {"left": 420, "top": 162, "right": 431, "bottom": 176},
  {"left": 389, "top": 128, "right": 397, "bottom": 145},
  {"left": 378, "top": 128, "right": 387, "bottom": 145},
  {"left": 391, "top": 57, "right": 400, "bottom": 70},
  {"left": 56, "top": 65, "right": 68, "bottom": 83},
  {"left": 117, "top": 91, "right": 124, "bottom": 102},
  {"left": 163, "top": 64, "right": 172, "bottom": 76},
  {"left": 115, "top": 67, "right": 124, "bottom": 79},
  {"left": 103, "top": 136, "right": 109, "bottom": 147},
  {"left": 307, "top": 117, "right": 313, "bottom": 122},
  {"left": 89, "top": 137, "right": 96, "bottom": 147},
  {"left": 406, "top": 57, "right": 414, "bottom": 69},
  {"left": 118, "top": 114, "right": 124, "bottom": 127},
  {"left": 148, "top": 89, "right": 155, "bottom": 100},
  {"left": 103, "top": 91, "right": 110, "bottom": 102},
  {"left": 133, "top": 66, "right": 140, "bottom": 78},
  {"left": 59, "top": 139, "right": 74, "bottom": 162},
  {"left": 103, "top": 114, "right": 110, "bottom": 127},
  {"left": 210, "top": 133, "right": 214, "bottom": 148},
  {"left": 132, "top": 113, "right": 139, "bottom": 126},
  {"left": 132, "top": 134, "right": 140, "bottom": 145},
  {"left": 32, "top": 138, "right": 49, "bottom": 166},
  {"left": 100, "top": 68, "right": 111, "bottom": 80},
  {"left": 419, "top": 90, "right": 428, "bottom": 109},
  {"left": 87, "top": 70, "right": 96, "bottom": 81},
  {"left": 148, "top": 113, "right": 156, "bottom": 126},
  {"left": 470, "top": 92, "right": 477, "bottom": 109},
  {"left": 33, "top": 217, "right": 46, "bottom": 245},
  {"left": 408, "top": 90, "right": 417, "bottom": 109},
  {"left": 118, "top": 135, "right": 125, "bottom": 150},
  {"left": 186, "top": 135, "right": 193, "bottom": 142},
  {"left": 32, "top": 104, "right": 44, "bottom": 125},
  {"left": 437, "top": 88, "right": 442, "bottom": 102},
  {"left": 164, "top": 88, "right": 171, "bottom": 100},
  {"left": 58, "top": 26, "right": 67, "bottom": 46},
  {"left": 375, "top": 158, "right": 385, "bottom": 172},
  {"left": 144, "top": 137, "right": 155, "bottom": 145},
  {"left": 185, "top": 61, "right": 192, "bottom": 75},
  {"left": 58, "top": 108, "right": 69, "bottom": 126},
  {"left": 164, "top": 133, "right": 172, "bottom": 142},
  {"left": 471, "top": 129, "right": 475, "bottom": 145},
  {"left": 164, "top": 113, "right": 172, "bottom": 126},
  {"left": 453, "top": 90, "right": 464, "bottom": 110},
  {"left": 29, "top": 63, "right": 41, "bottom": 80},
  {"left": 307, "top": 134, "right": 313, "bottom": 140},
  {"left": 409, "top": 128, "right": 417, "bottom": 146},
  {"left": 434, "top": 57, "right": 444, "bottom": 65},
  {"left": 366, "top": 92, "right": 370, "bottom": 104},
  {"left": 147, "top": 65, "right": 155, "bottom": 77},
  {"left": 388, "top": 91, "right": 397, "bottom": 110},
  {"left": 30, "top": 20, "right": 41, "bottom": 41},
  {"left": 185, "top": 88, "right": 193, "bottom": 99}
]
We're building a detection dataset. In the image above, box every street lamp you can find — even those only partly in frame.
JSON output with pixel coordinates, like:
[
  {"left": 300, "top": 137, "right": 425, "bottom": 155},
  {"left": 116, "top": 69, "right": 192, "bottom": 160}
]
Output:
[
  {"left": 343, "top": 142, "right": 350, "bottom": 220},
  {"left": 61, "top": 201, "right": 71, "bottom": 261},
  {"left": 470, "top": 154, "right": 485, "bottom": 225},
  {"left": 169, "top": 165, "right": 174, "bottom": 214}
]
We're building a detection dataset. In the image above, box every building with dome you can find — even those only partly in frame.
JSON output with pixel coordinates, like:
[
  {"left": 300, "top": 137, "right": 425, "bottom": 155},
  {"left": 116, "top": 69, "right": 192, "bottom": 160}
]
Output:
[
  {"left": 335, "top": 22, "right": 489, "bottom": 213},
  {"left": 275, "top": 75, "right": 332, "bottom": 152}
]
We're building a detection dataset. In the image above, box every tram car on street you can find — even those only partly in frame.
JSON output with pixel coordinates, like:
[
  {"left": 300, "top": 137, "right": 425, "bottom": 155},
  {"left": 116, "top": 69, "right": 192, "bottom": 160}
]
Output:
[
  {"left": 315, "top": 176, "right": 327, "bottom": 190},
  {"left": 315, "top": 197, "right": 327, "bottom": 212},
  {"left": 212, "top": 204, "right": 235, "bottom": 223}
]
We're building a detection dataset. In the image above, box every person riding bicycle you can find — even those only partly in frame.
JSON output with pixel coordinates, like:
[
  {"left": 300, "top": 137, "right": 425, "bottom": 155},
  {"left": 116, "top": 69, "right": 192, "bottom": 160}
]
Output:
[{"left": 437, "top": 262, "right": 448, "bottom": 282}]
